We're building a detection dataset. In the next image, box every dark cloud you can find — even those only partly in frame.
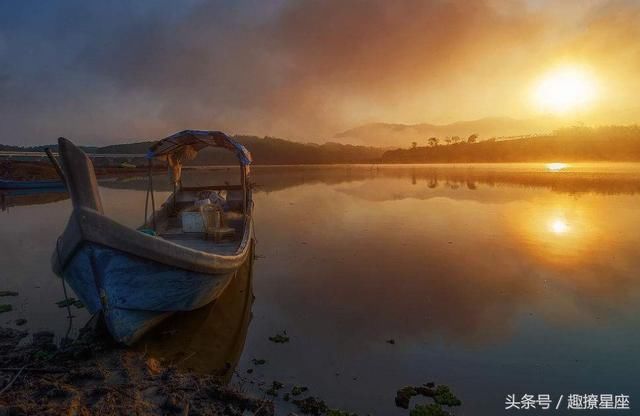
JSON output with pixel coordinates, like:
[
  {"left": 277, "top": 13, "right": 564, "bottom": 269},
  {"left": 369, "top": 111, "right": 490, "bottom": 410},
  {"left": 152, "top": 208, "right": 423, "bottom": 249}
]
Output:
[{"left": 0, "top": 0, "right": 638, "bottom": 145}]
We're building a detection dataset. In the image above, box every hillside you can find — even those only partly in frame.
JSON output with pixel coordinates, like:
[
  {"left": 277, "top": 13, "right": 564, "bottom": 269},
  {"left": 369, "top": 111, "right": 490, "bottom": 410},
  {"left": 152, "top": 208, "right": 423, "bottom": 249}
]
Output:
[
  {"left": 381, "top": 126, "right": 640, "bottom": 163},
  {"left": 335, "top": 117, "right": 565, "bottom": 147},
  {"left": 0, "top": 135, "right": 386, "bottom": 165}
]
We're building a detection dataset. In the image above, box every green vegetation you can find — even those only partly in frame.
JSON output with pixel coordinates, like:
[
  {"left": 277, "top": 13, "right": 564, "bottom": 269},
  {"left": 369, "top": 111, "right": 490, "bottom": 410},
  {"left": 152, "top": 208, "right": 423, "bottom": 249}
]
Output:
[
  {"left": 56, "top": 298, "right": 85, "bottom": 309},
  {"left": 396, "top": 383, "right": 461, "bottom": 413},
  {"left": 410, "top": 403, "right": 451, "bottom": 416},
  {"left": 433, "top": 385, "right": 462, "bottom": 406}
]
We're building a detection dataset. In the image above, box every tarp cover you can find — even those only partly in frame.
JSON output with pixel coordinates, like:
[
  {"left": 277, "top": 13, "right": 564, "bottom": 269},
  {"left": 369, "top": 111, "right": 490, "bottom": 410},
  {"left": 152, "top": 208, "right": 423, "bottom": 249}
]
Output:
[{"left": 146, "top": 130, "right": 252, "bottom": 167}]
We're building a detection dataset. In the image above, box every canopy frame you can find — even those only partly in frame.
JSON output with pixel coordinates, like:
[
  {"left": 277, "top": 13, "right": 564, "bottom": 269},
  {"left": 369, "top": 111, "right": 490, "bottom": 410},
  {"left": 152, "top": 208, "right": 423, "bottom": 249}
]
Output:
[{"left": 146, "top": 130, "right": 252, "bottom": 217}]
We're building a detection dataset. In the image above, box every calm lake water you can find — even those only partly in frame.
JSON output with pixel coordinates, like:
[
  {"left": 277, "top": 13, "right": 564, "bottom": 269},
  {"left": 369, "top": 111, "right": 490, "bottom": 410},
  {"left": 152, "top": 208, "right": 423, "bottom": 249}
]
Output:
[{"left": 1, "top": 163, "right": 640, "bottom": 415}]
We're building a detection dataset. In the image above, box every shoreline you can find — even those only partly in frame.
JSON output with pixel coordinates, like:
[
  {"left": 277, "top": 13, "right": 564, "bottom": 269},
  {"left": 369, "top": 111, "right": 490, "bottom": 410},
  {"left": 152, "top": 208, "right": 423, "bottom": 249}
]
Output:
[{"left": 0, "top": 322, "right": 274, "bottom": 415}]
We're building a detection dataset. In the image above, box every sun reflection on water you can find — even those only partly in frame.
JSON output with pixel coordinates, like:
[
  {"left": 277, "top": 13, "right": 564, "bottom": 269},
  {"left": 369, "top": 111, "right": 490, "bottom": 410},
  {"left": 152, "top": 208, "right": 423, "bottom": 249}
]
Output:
[
  {"left": 550, "top": 218, "right": 570, "bottom": 235},
  {"left": 506, "top": 197, "right": 604, "bottom": 266},
  {"left": 546, "top": 162, "right": 569, "bottom": 172}
]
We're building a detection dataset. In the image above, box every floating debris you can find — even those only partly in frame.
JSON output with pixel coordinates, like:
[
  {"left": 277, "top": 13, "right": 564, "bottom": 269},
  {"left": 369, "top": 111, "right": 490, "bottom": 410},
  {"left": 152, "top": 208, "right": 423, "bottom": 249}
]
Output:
[
  {"left": 0, "top": 291, "right": 19, "bottom": 297},
  {"left": 291, "top": 386, "right": 309, "bottom": 396},
  {"left": 252, "top": 358, "right": 267, "bottom": 365},
  {"left": 55, "top": 298, "right": 84, "bottom": 309},
  {"left": 14, "top": 318, "right": 27, "bottom": 326},
  {"left": 0, "top": 304, "right": 12, "bottom": 314},
  {"left": 246, "top": 368, "right": 254, "bottom": 374},
  {"left": 386, "top": 339, "right": 396, "bottom": 344},
  {"left": 268, "top": 331, "right": 290, "bottom": 344}
]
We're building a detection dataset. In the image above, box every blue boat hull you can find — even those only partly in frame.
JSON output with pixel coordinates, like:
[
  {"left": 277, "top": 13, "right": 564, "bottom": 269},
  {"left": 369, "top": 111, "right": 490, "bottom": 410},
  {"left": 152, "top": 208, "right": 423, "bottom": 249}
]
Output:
[
  {"left": 62, "top": 242, "right": 234, "bottom": 344},
  {"left": 0, "top": 179, "right": 66, "bottom": 190}
]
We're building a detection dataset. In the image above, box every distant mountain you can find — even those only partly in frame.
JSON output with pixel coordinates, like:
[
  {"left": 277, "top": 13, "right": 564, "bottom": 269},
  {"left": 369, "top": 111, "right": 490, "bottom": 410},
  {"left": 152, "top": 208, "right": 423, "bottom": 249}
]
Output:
[
  {"left": 334, "top": 117, "right": 565, "bottom": 147},
  {"left": 193, "top": 135, "right": 385, "bottom": 165},
  {"left": 0, "top": 135, "right": 386, "bottom": 165}
]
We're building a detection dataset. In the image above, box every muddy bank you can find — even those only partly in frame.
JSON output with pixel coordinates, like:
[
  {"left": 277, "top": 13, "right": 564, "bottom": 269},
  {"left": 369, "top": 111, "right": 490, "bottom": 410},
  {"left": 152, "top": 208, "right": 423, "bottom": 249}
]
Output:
[{"left": 0, "top": 324, "right": 273, "bottom": 416}]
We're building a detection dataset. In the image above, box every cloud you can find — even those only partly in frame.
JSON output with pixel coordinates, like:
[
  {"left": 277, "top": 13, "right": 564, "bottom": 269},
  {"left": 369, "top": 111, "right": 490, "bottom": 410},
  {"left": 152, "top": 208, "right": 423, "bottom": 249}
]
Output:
[{"left": 0, "top": 0, "right": 638, "bottom": 145}]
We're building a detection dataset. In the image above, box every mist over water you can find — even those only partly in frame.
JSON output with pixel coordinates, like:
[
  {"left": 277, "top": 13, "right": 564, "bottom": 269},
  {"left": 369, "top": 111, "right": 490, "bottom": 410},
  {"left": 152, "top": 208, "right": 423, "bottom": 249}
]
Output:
[{"left": 1, "top": 163, "right": 639, "bottom": 415}]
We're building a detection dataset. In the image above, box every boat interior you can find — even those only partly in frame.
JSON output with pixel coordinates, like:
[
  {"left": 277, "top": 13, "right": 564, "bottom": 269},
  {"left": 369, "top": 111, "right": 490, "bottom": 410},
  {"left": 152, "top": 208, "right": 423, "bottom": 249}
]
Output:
[{"left": 146, "top": 184, "right": 249, "bottom": 256}]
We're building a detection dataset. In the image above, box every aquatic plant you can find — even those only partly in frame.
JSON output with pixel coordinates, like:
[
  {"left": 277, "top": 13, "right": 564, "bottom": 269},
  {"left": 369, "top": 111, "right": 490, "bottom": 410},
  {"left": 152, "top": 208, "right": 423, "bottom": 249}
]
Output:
[
  {"left": 433, "top": 385, "right": 462, "bottom": 406},
  {"left": 292, "top": 396, "right": 329, "bottom": 415},
  {"left": 410, "top": 403, "right": 451, "bottom": 416},
  {"left": 266, "top": 381, "right": 284, "bottom": 397}
]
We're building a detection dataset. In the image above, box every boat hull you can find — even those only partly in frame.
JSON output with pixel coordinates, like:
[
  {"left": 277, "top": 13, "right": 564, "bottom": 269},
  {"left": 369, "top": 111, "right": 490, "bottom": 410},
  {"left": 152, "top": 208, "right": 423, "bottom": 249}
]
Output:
[{"left": 62, "top": 242, "right": 236, "bottom": 344}]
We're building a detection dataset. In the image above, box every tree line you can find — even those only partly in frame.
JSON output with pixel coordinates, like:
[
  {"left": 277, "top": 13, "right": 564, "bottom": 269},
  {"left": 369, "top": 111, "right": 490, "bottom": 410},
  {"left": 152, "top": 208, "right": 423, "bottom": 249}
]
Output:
[{"left": 385, "top": 125, "right": 640, "bottom": 163}]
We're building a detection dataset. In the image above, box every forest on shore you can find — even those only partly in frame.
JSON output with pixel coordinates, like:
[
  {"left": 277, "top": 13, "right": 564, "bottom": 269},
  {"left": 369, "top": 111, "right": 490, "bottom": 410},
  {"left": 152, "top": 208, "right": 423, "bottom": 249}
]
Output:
[
  {"left": 0, "top": 135, "right": 386, "bottom": 165},
  {"left": 2, "top": 125, "right": 640, "bottom": 165},
  {"left": 381, "top": 126, "right": 640, "bottom": 163}
]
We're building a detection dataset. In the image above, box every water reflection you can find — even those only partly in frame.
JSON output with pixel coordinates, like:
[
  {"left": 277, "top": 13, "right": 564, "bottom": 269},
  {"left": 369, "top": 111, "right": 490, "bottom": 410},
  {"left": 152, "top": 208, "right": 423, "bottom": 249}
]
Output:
[
  {"left": 0, "top": 189, "right": 68, "bottom": 212},
  {"left": 91, "top": 163, "right": 640, "bottom": 197},
  {"left": 546, "top": 162, "right": 569, "bottom": 172},
  {"left": 1, "top": 164, "right": 639, "bottom": 415},
  {"left": 137, "top": 247, "right": 254, "bottom": 381}
]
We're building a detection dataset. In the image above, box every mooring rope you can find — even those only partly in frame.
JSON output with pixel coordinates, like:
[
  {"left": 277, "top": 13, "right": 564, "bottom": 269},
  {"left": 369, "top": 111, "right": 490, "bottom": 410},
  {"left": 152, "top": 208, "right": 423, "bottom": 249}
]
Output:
[{"left": 56, "top": 238, "right": 74, "bottom": 340}]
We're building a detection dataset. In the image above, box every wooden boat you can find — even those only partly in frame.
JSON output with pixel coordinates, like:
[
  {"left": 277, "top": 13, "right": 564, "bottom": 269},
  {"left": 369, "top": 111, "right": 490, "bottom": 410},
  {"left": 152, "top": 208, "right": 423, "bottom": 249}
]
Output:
[
  {"left": 0, "top": 178, "right": 66, "bottom": 190},
  {"left": 52, "top": 130, "right": 254, "bottom": 345},
  {"left": 137, "top": 242, "right": 255, "bottom": 381}
]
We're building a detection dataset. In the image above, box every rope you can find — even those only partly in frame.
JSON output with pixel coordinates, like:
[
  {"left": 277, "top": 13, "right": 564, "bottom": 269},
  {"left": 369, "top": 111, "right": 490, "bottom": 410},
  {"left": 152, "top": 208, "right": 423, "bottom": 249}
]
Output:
[{"left": 56, "top": 238, "right": 74, "bottom": 339}]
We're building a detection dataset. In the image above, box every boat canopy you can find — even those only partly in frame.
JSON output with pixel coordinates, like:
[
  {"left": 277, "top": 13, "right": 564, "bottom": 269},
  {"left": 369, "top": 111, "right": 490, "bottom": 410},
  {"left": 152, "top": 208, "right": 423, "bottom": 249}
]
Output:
[
  {"left": 147, "top": 130, "right": 251, "bottom": 166},
  {"left": 147, "top": 130, "right": 252, "bottom": 185}
]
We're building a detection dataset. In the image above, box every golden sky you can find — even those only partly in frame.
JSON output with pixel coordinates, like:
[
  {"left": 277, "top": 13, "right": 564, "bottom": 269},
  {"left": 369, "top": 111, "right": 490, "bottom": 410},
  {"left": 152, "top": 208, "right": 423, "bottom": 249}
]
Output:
[{"left": 1, "top": 0, "right": 639, "bottom": 144}]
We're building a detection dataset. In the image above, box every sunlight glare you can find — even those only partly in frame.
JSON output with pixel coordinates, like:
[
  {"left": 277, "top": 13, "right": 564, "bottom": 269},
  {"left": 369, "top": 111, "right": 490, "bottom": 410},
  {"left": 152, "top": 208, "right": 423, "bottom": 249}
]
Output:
[
  {"left": 533, "top": 66, "right": 597, "bottom": 114},
  {"left": 550, "top": 218, "right": 570, "bottom": 235},
  {"left": 546, "top": 162, "right": 569, "bottom": 172}
]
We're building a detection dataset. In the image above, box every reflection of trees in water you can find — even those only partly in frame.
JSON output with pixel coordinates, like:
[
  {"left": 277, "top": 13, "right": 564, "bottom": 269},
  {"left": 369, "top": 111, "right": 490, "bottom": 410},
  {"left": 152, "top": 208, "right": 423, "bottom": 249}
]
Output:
[
  {"left": 97, "top": 165, "right": 640, "bottom": 196},
  {"left": 0, "top": 189, "right": 69, "bottom": 212}
]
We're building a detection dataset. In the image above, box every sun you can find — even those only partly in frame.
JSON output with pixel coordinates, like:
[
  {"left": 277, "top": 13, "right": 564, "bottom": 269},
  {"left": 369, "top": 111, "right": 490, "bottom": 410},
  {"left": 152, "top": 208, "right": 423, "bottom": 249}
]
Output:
[
  {"left": 533, "top": 66, "right": 597, "bottom": 114},
  {"left": 549, "top": 218, "right": 570, "bottom": 235}
]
